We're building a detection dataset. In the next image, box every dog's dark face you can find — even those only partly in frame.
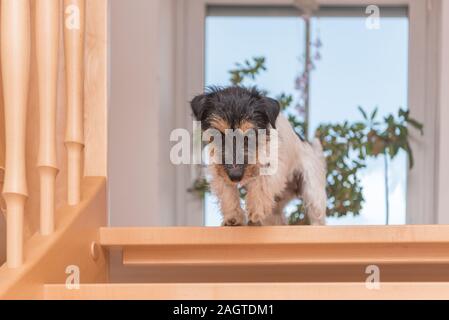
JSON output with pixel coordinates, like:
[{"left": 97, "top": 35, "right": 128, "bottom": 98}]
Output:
[{"left": 191, "top": 86, "right": 280, "bottom": 183}]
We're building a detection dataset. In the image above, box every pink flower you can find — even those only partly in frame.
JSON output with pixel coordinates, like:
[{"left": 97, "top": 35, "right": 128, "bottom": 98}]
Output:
[{"left": 296, "top": 103, "right": 306, "bottom": 116}]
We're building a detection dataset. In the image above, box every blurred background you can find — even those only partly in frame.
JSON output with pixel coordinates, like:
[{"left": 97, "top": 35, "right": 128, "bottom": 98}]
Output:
[{"left": 17, "top": 0, "right": 438, "bottom": 234}]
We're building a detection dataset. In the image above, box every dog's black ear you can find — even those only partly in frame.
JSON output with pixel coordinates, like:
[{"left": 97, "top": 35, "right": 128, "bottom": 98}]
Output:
[
  {"left": 190, "top": 94, "right": 208, "bottom": 120},
  {"left": 262, "top": 97, "right": 281, "bottom": 129}
]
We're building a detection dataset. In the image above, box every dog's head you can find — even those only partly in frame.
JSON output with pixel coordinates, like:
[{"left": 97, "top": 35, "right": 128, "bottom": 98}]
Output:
[{"left": 191, "top": 86, "right": 280, "bottom": 183}]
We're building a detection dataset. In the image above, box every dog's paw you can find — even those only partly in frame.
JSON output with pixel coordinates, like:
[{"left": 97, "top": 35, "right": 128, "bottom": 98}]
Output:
[
  {"left": 247, "top": 211, "right": 265, "bottom": 226},
  {"left": 222, "top": 216, "right": 245, "bottom": 227},
  {"left": 247, "top": 220, "right": 263, "bottom": 227}
]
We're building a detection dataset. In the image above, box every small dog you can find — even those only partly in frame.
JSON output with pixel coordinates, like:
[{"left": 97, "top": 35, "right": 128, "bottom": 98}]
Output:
[{"left": 191, "top": 86, "right": 327, "bottom": 226}]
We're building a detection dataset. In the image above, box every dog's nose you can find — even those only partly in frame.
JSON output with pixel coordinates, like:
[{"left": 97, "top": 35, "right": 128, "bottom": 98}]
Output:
[{"left": 226, "top": 165, "right": 245, "bottom": 182}]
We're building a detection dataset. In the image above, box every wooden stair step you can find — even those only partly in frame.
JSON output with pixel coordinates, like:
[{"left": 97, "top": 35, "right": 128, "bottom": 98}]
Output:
[
  {"left": 44, "top": 282, "right": 449, "bottom": 300},
  {"left": 99, "top": 226, "right": 449, "bottom": 266}
]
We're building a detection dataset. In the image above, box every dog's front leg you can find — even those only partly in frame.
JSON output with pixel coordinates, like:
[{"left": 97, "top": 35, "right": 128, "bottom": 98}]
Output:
[
  {"left": 245, "top": 179, "right": 275, "bottom": 226},
  {"left": 210, "top": 179, "right": 246, "bottom": 226},
  {"left": 218, "top": 185, "right": 246, "bottom": 226}
]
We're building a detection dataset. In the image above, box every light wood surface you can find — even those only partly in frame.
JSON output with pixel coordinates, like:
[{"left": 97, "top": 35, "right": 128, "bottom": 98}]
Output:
[
  {"left": 0, "top": 0, "right": 6, "bottom": 267},
  {"left": 43, "top": 282, "right": 449, "bottom": 300},
  {"left": 0, "top": 0, "right": 108, "bottom": 290},
  {"left": 0, "top": 215, "right": 5, "bottom": 265},
  {"left": 1, "top": 0, "right": 108, "bottom": 243},
  {"left": 104, "top": 226, "right": 449, "bottom": 283},
  {"left": 22, "top": 0, "right": 68, "bottom": 245},
  {"left": 0, "top": 0, "right": 108, "bottom": 267},
  {"left": 84, "top": 0, "right": 108, "bottom": 177},
  {"left": 0, "top": 178, "right": 108, "bottom": 300},
  {"left": 0, "top": 13, "right": 4, "bottom": 175},
  {"left": 109, "top": 259, "right": 449, "bottom": 283},
  {"left": 35, "top": 0, "right": 60, "bottom": 235},
  {"left": 100, "top": 225, "right": 449, "bottom": 246},
  {"left": 122, "top": 242, "right": 449, "bottom": 266},
  {"left": 1, "top": 0, "right": 31, "bottom": 268},
  {"left": 64, "top": 0, "right": 86, "bottom": 206}
]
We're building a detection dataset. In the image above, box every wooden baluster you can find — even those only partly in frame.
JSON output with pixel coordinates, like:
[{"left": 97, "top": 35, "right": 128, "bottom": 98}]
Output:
[
  {"left": 36, "top": 0, "right": 60, "bottom": 235},
  {"left": 64, "top": 0, "right": 85, "bottom": 206},
  {"left": 1, "top": 0, "right": 31, "bottom": 268}
]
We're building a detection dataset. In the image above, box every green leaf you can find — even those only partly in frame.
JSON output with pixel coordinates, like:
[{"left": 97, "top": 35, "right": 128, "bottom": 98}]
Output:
[
  {"left": 370, "top": 107, "right": 378, "bottom": 121},
  {"left": 405, "top": 141, "right": 414, "bottom": 169},
  {"left": 358, "top": 106, "right": 368, "bottom": 120},
  {"left": 407, "top": 118, "right": 424, "bottom": 135}
]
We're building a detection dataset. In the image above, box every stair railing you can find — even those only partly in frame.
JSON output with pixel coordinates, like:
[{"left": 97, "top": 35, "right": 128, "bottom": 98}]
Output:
[
  {"left": 1, "top": 0, "right": 86, "bottom": 269},
  {"left": 1, "top": 0, "right": 31, "bottom": 269},
  {"left": 36, "top": 0, "right": 60, "bottom": 236},
  {"left": 64, "top": 0, "right": 85, "bottom": 207}
]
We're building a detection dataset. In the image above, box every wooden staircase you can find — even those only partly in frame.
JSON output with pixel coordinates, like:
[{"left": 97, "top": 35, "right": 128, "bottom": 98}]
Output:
[
  {"left": 1, "top": 177, "right": 449, "bottom": 299},
  {"left": 43, "top": 224, "right": 449, "bottom": 300},
  {"left": 44, "top": 223, "right": 449, "bottom": 300}
]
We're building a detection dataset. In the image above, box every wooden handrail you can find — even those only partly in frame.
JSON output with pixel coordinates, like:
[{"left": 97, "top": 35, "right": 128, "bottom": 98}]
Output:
[
  {"left": 36, "top": 0, "right": 60, "bottom": 236},
  {"left": 64, "top": 0, "right": 86, "bottom": 206},
  {"left": 1, "top": 0, "right": 31, "bottom": 268}
]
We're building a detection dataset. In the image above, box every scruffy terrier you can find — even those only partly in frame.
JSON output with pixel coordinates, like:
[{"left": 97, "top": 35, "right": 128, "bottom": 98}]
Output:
[{"left": 191, "top": 86, "right": 327, "bottom": 226}]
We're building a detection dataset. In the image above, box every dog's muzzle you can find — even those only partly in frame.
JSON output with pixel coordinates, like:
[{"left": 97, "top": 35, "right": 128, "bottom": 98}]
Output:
[{"left": 224, "top": 164, "right": 245, "bottom": 182}]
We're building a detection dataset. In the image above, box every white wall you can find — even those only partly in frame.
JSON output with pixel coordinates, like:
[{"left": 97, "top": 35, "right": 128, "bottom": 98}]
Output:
[
  {"left": 436, "top": 0, "right": 449, "bottom": 223},
  {"left": 109, "top": 0, "right": 177, "bottom": 226}
]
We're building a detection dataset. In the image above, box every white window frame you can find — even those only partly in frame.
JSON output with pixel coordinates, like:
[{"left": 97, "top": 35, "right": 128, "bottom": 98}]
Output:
[{"left": 175, "top": 0, "right": 442, "bottom": 225}]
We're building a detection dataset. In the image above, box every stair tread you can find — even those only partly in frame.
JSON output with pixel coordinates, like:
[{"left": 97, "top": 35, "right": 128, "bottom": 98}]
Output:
[
  {"left": 100, "top": 225, "right": 449, "bottom": 246},
  {"left": 99, "top": 226, "right": 449, "bottom": 267},
  {"left": 44, "top": 282, "right": 449, "bottom": 300}
]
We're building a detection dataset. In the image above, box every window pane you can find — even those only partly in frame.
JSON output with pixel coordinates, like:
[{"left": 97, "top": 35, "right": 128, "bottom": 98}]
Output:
[
  {"left": 205, "top": 16, "right": 305, "bottom": 89},
  {"left": 204, "top": 13, "right": 409, "bottom": 226},
  {"left": 309, "top": 17, "right": 409, "bottom": 225}
]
